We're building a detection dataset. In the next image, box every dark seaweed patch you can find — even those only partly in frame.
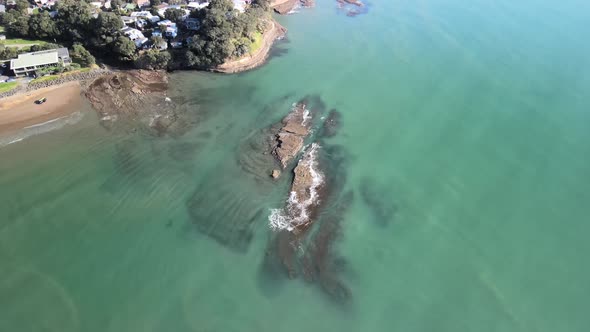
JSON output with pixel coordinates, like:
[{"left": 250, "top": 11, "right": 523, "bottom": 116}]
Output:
[{"left": 359, "top": 176, "right": 397, "bottom": 226}]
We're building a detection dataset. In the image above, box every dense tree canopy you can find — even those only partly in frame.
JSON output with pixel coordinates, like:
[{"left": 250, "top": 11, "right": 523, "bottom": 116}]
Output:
[
  {"left": 55, "top": 0, "right": 93, "bottom": 41},
  {"left": 28, "top": 11, "right": 58, "bottom": 39},
  {"left": 71, "top": 43, "right": 96, "bottom": 67},
  {"left": 134, "top": 49, "right": 171, "bottom": 69},
  {"left": 113, "top": 36, "right": 137, "bottom": 61},
  {"left": 94, "top": 12, "right": 124, "bottom": 45},
  {"left": 164, "top": 8, "right": 186, "bottom": 24}
]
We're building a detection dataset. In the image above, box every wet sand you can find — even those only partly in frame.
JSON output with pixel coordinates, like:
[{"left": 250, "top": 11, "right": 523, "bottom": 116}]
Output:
[{"left": 0, "top": 82, "right": 83, "bottom": 135}]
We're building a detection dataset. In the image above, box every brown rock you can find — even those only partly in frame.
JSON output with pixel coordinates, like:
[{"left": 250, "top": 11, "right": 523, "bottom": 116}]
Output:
[
  {"left": 271, "top": 102, "right": 311, "bottom": 168},
  {"left": 272, "top": 169, "right": 281, "bottom": 179}
]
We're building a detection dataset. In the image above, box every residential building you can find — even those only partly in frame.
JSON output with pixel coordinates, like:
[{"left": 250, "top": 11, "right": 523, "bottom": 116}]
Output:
[
  {"left": 188, "top": 1, "right": 209, "bottom": 10},
  {"left": 232, "top": 0, "right": 249, "bottom": 13},
  {"left": 121, "top": 16, "right": 137, "bottom": 25},
  {"left": 0, "top": 5, "right": 5, "bottom": 13},
  {"left": 130, "top": 11, "right": 161, "bottom": 24},
  {"left": 0, "top": 35, "right": 6, "bottom": 41},
  {"left": 121, "top": 27, "right": 148, "bottom": 47},
  {"left": 135, "top": 0, "right": 150, "bottom": 9},
  {"left": 184, "top": 18, "right": 200, "bottom": 31},
  {"left": 10, "top": 48, "right": 71, "bottom": 77}
]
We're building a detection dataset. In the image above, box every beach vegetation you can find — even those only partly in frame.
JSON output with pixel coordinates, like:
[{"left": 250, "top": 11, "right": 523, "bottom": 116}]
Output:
[
  {"left": 0, "top": 81, "right": 18, "bottom": 93},
  {"left": 134, "top": 49, "right": 172, "bottom": 70}
]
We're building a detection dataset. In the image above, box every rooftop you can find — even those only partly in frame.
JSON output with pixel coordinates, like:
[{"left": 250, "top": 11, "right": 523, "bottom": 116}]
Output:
[{"left": 10, "top": 51, "right": 59, "bottom": 70}]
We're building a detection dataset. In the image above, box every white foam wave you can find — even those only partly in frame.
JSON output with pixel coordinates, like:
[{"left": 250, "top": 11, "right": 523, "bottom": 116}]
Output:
[{"left": 268, "top": 143, "right": 324, "bottom": 232}]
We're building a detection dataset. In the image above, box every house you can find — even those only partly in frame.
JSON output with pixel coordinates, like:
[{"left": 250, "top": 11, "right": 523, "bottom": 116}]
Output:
[
  {"left": 184, "top": 18, "right": 200, "bottom": 31},
  {"left": 135, "top": 0, "right": 150, "bottom": 9},
  {"left": 121, "top": 27, "right": 148, "bottom": 47},
  {"left": 121, "top": 16, "right": 137, "bottom": 25},
  {"left": 0, "top": 35, "right": 6, "bottom": 41},
  {"left": 130, "top": 11, "right": 161, "bottom": 24},
  {"left": 48, "top": 10, "right": 58, "bottom": 18},
  {"left": 152, "top": 30, "right": 163, "bottom": 37},
  {"left": 170, "top": 40, "right": 183, "bottom": 49},
  {"left": 0, "top": 5, "right": 5, "bottom": 13},
  {"left": 6, "top": 1, "right": 16, "bottom": 7},
  {"left": 35, "top": 0, "right": 49, "bottom": 5},
  {"left": 89, "top": 2, "right": 103, "bottom": 9},
  {"left": 9, "top": 48, "right": 71, "bottom": 77},
  {"left": 165, "top": 26, "right": 178, "bottom": 38},
  {"left": 158, "top": 20, "right": 175, "bottom": 27},
  {"left": 232, "top": 0, "right": 249, "bottom": 13},
  {"left": 188, "top": 1, "right": 209, "bottom": 10}
]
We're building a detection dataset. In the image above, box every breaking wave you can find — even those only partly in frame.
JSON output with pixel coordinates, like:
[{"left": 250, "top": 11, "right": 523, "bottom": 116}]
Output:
[{"left": 269, "top": 143, "right": 324, "bottom": 232}]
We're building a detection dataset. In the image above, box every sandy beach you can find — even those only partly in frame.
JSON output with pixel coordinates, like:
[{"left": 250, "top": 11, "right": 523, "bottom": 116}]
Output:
[{"left": 0, "top": 82, "right": 84, "bottom": 135}]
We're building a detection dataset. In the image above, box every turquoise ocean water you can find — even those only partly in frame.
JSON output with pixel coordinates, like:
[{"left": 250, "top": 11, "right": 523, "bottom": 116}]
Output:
[{"left": 1, "top": 0, "right": 590, "bottom": 331}]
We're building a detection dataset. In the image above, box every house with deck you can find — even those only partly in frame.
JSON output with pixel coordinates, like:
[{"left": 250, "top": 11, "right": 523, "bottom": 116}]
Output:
[{"left": 9, "top": 48, "right": 71, "bottom": 77}]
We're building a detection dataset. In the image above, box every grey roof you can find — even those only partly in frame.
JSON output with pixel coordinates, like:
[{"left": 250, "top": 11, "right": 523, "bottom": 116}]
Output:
[{"left": 10, "top": 51, "right": 59, "bottom": 70}]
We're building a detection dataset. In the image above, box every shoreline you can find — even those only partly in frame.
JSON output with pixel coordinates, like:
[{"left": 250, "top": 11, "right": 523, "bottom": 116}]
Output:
[
  {"left": 0, "top": 81, "right": 85, "bottom": 136},
  {"left": 215, "top": 19, "right": 287, "bottom": 74}
]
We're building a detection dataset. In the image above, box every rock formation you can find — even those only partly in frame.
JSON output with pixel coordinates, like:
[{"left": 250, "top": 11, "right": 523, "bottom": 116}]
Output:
[
  {"left": 271, "top": 102, "right": 312, "bottom": 169},
  {"left": 84, "top": 70, "right": 185, "bottom": 136}
]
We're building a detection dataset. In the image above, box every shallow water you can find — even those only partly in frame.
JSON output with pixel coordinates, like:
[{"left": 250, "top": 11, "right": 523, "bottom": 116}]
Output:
[{"left": 1, "top": 0, "right": 590, "bottom": 331}]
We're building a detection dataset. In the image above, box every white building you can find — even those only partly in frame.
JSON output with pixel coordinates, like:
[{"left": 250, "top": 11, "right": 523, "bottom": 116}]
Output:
[
  {"left": 10, "top": 48, "right": 71, "bottom": 77},
  {"left": 121, "top": 27, "right": 148, "bottom": 47},
  {"left": 130, "top": 11, "right": 161, "bottom": 24},
  {"left": 188, "top": 1, "right": 209, "bottom": 10}
]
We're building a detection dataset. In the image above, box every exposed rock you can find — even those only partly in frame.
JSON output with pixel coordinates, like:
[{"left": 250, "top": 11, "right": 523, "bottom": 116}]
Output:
[
  {"left": 84, "top": 70, "right": 183, "bottom": 136},
  {"left": 271, "top": 102, "right": 312, "bottom": 169},
  {"left": 338, "top": 0, "right": 364, "bottom": 6},
  {"left": 269, "top": 143, "right": 324, "bottom": 233},
  {"left": 300, "top": 0, "right": 315, "bottom": 7},
  {"left": 272, "top": 169, "right": 281, "bottom": 179},
  {"left": 271, "top": 0, "right": 299, "bottom": 14}
]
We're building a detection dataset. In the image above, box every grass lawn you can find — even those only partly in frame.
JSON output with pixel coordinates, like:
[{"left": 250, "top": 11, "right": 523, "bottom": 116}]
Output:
[
  {"left": 249, "top": 32, "right": 263, "bottom": 54},
  {"left": 0, "top": 38, "right": 47, "bottom": 46},
  {"left": 0, "top": 82, "right": 18, "bottom": 93},
  {"left": 30, "top": 75, "right": 60, "bottom": 84},
  {"left": 30, "top": 68, "right": 92, "bottom": 84}
]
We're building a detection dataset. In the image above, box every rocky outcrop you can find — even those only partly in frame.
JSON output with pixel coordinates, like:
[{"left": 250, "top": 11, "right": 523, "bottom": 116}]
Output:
[
  {"left": 84, "top": 70, "right": 184, "bottom": 136},
  {"left": 271, "top": 102, "right": 312, "bottom": 168},
  {"left": 338, "top": 0, "right": 364, "bottom": 6},
  {"left": 271, "top": 0, "right": 299, "bottom": 14}
]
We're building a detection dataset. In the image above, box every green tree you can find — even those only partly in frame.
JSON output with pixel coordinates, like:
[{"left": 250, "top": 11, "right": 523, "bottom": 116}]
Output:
[
  {"left": 94, "top": 12, "right": 124, "bottom": 45},
  {"left": 150, "top": 35, "right": 166, "bottom": 49},
  {"left": 6, "top": 11, "right": 29, "bottom": 37},
  {"left": 28, "top": 11, "right": 58, "bottom": 39},
  {"left": 150, "top": 0, "right": 162, "bottom": 6},
  {"left": 14, "top": 0, "right": 30, "bottom": 13},
  {"left": 164, "top": 8, "right": 185, "bottom": 24},
  {"left": 55, "top": 0, "right": 93, "bottom": 41},
  {"left": 0, "top": 45, "right": 19, "bottom": 60},
  {"left": 113, "top": 36, "right": 137, "bottom": 61},
  {"left": 134, "top": 49, "right": 171, "bottom": 69},
  {"left": 71, "top": 43, "right": 96, "bottom": 67},
  {"left": 110, "top": 0, "right": 124, "bottom": 10}
]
